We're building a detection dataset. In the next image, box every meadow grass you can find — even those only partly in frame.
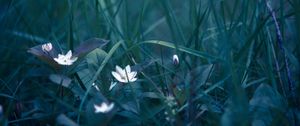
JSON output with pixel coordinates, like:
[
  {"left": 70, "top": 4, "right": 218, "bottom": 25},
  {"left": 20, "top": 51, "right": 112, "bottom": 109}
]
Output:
[{"left": 0, "top": 0, "right": 299, "bottom": 125}]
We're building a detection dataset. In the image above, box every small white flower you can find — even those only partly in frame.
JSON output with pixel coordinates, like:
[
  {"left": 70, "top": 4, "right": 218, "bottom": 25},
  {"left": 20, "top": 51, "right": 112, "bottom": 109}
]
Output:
[
  {"left": 111, "top": 65, "right": 137, "bottom": 83},
  {"left": 54, "top": 50, "right": 78, "bottom": 65},
  {"left": 42, "top": 43, "right": 53, "bottom": 52},
  {"left": 109, "top": 81, "right": 117, "bottom": 91},
  {"left": 94, "top": 102, "right": 114, "bottom": 113},
  {"left": 172, "top": 54, "right": 179, "bottom": 65}
]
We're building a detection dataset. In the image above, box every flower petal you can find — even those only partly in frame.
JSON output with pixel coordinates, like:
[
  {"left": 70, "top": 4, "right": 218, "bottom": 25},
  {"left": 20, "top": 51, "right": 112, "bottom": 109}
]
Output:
[
  {"left": 64, "top": 61, "right": 72, "bottom": 65},
  {"left": 106, "top": 103, "right": 114, "bottom": 112},
  {"left": 128, "top": 71, "right": 137, "bottom": 80},
  {"left": 66, "top": 50, "right": 72, "bottom": 59},
  {"left": 109, "top": 82, "right": 117, "bottom": 91},
  {"left": 125, "top": 65, "right": 131, "bottom": 73},
  {"left": 71, "top": 57, "right": 78, "bottom": 62},
  {"left": 54, "top": 58, "right": 64, "bottom": 65},
  {"left": 112, "top": 71, "right": 124, "bottom": 83},
  {"left": 94, "top": 104, "right": 105, "bottom": 113},
  {"left": 115, "top": 65, "right": 124, "bottom": 75},
  {"left": 130, "top": 77, "right": 137, "bottom": 82},
  {"left": 58, "top": 54, "right": 64, "bottom": 58},
  {"left": 54, "top": 58, "right": 59, "bottom": 62},
  {"left": 94, "top": 102, "right": 114, "bottom": 113}
]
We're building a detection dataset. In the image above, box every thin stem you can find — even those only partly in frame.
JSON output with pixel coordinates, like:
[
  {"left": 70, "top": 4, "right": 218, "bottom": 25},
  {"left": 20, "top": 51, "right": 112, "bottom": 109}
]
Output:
[{"left": 265, "top": 0, "right": 296, "bottom": 102}]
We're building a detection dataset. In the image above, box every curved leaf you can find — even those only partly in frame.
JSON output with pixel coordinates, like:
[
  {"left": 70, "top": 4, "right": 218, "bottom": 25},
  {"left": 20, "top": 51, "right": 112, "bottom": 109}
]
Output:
[{"left": 73, "top": 38, "right": 109, "bottom": 57}]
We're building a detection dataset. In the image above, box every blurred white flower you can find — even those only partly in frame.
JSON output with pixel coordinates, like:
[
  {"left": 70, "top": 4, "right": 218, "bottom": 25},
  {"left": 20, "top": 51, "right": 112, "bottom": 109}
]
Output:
[
  {"left": 111, "top": 65, "right": 137, "bottom": 83},
  {"left": 42, "top": 43, "right": 52, "bottom": 52},
  {"left": 54, "top": 50, "right": 78, "bottom": 65},
  {"left": 165, "top": 95, "right": 177, "bottom": 107},
  {"left": 172, "top": 54, "right": 179, "bottom": 65},
  {"left": 109, "top": 81, "right": 117, "bottom": 91},
  {"left": 94, "top": 102, "right": 114, "bottom": 113}
]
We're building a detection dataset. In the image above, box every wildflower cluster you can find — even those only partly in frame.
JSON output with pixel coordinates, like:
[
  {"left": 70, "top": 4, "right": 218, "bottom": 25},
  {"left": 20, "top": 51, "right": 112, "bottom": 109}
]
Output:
[
  {"left": 164, "top": 95, "right": 178, "bottom": 122},
  {"left": 42, "top": 43, "right": 78, "bottom": 66},
  {"left": 40, "top": 42, "right": 140, "bottom": 114}
]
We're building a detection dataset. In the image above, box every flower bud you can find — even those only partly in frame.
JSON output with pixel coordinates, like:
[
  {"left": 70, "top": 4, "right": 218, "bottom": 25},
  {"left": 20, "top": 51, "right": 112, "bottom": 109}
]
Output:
[
  {"left": 42, "top": 43, "right": 52, "bottom": 52},
  {"left": 92, "top": 83, "right": 100, "bottom": 91},
  {"left": 172, "top": 54, "right": 179, "bottom": 65}
]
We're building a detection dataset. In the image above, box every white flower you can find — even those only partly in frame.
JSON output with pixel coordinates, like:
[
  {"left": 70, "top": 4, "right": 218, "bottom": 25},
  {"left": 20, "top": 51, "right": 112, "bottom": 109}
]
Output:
[
  {"left": 109, "top": 81, "right": 117, "bottom": 91},
  {"left": 172, "top": 54, "right": 179, "bottom": 65},
  {"left": 42, "top": 43, "right": 52, "bottom": 52},
  {"left": 94, "top": 102, "right": 114, "bottom": 113},
  {"left": 111, "top": 65, "right": 137, "bottom": 83},
  {"left": 54, "top": 50, "right": 78, "bottom": 65}
]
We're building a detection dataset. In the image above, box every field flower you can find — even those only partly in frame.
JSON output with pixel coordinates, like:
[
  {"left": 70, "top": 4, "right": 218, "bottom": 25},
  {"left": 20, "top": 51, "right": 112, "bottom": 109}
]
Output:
[
  {"left": 54, "top": 50, "right": 78, "bottom": 65},
  {"left": 172, "top": 54, "right": 179, "bottom": 65},
  {"left": 42, "top": 43, "right": 52, "bottom": 52},
  {"left": 94, "top": 102, "right": 114, "bottom": 113},
  {"left": 111, "top": 65, "right": 137, "bottom": 83}
]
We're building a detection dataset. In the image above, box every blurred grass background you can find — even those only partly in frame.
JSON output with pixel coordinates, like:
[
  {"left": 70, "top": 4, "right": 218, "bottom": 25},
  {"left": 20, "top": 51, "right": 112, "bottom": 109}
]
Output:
[{"left": 0, "top": 0, "right": 300, "bottom": 125}]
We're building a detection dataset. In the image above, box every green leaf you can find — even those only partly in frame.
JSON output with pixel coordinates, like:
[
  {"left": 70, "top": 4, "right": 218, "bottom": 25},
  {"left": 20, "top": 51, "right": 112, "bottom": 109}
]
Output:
[
  {"left": 73, "top": 38, "right": 109, "bottom": 58},
  {"left": 27, "top": 44, "right": 60, "bottom": 68},
  {"left": 249, "top": 83, "right": 288, "bottom": 125},
  {"left": 49, "top": 74, "right": 85, "bottom": 99},
  {"left": 76, "top": 48, "right": 108, "bottom": 89},
  {"left": 121, "top": 101, "right": 139, "bottom": 114},
  {"left": 135, "top": 40, "right": 222, "bottom": 61},
  {"left": 250, "top": 83, "right": 287, "bottom": 111},
  {"left": 49, "top": 74, "right": 72, "bottom": 87},
  {"left": 56, "top": 114, "right": 79, "bottom": 126},
  {"left": 141, "top": 92, "right": 161, "bottom": 99},
  {"left": 86, "top": 48, "right": 108, "bottom": 73}
]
